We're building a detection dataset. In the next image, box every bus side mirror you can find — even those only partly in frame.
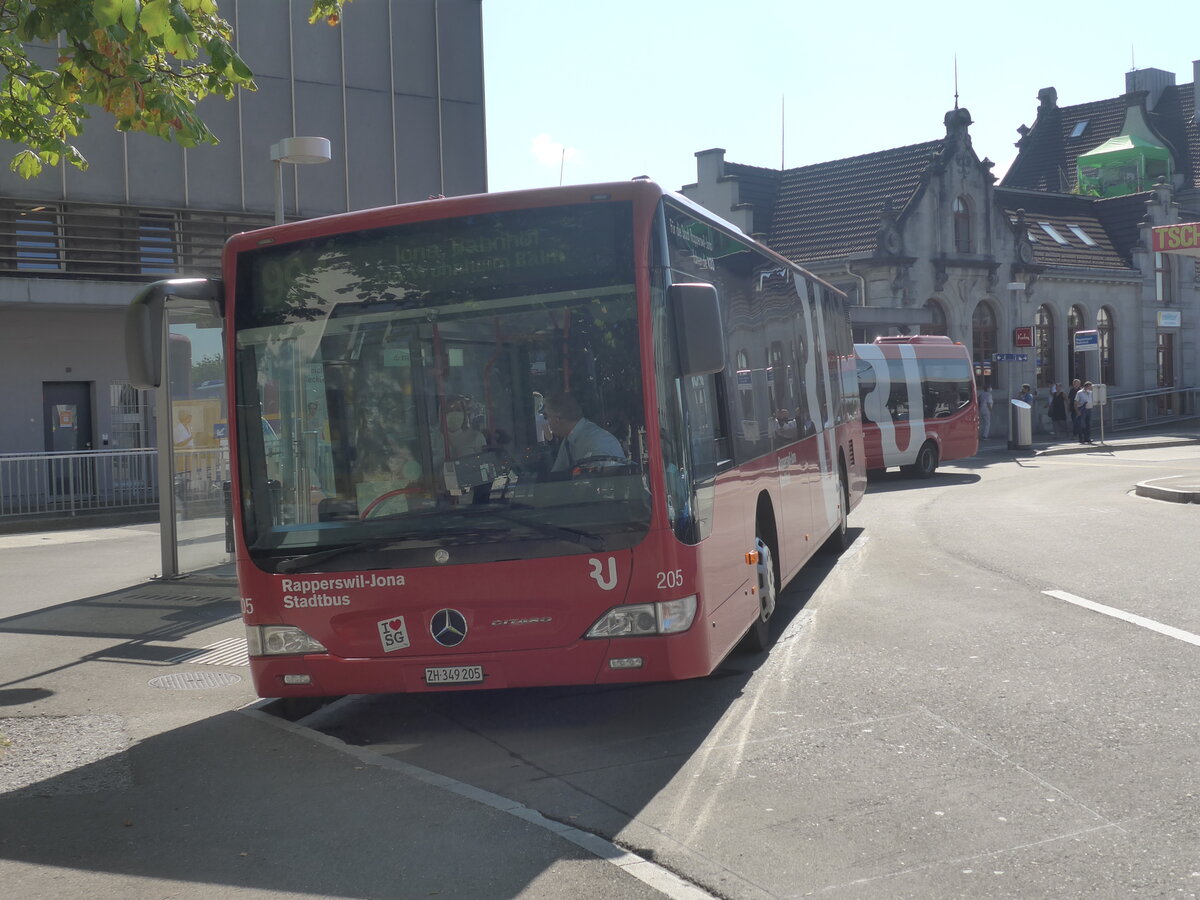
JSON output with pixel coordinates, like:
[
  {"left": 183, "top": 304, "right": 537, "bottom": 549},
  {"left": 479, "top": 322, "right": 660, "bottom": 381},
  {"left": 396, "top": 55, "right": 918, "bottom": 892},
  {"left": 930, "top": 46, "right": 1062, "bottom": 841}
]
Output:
[
  {"left": 670, "top": 282, "right": 724, "bottom": 376},
  {"left": 126, "top": 278, "right": 224, "bottom": 388}
]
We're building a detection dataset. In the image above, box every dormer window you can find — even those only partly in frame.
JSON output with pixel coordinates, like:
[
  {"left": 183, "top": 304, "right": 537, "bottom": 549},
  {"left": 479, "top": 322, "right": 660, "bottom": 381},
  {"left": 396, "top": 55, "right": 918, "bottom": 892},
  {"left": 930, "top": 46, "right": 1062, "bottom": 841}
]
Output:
[
  {"left": 1038, "top": 222, "right": 1070, "bottom": 245},
  {"left": 1067, "top": 224, "right": 1099, "bottom": 247},
  {"left": 953, "top": 197, "right": 971, "bottom": 253}
]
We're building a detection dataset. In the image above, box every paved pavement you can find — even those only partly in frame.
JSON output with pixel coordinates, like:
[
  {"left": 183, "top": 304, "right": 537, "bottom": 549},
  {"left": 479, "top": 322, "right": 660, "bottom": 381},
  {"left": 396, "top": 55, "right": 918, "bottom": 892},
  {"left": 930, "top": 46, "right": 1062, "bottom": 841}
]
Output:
[
  {"left": 0, "top": 422, "right": 1195, "bottom": 899},
  {"left": 0, "top": 532, "right": 683, "bottom": 900},
  {"left": 976, "top": 421, "right": 1200, "bottom": 502}
]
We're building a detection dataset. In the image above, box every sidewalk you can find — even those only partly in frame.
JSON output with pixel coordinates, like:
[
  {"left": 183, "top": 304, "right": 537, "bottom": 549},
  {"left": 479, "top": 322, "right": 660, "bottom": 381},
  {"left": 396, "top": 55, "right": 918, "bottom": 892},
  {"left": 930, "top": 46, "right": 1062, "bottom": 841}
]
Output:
[
  {"left": 976, "top": 421, "right": 1200, "bottom": 503},
  {"left": 0, "top": 537, "right": 681, "bottom": 899}
]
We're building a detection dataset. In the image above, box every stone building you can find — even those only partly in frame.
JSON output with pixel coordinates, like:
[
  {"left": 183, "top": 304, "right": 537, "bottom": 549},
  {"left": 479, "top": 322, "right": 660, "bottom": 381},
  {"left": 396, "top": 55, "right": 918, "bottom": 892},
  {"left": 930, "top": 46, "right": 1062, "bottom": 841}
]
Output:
[
  {"left": 0, "top": 0, "right": 487, "bottom": 458},
  {"left": 682, "top": 61, "right": 1200, "bottom": 435}
]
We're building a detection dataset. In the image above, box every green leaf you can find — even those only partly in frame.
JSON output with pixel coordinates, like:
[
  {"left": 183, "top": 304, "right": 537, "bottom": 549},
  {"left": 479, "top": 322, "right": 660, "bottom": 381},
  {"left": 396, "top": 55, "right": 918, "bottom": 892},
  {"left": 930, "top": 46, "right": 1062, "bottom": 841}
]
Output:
[
  {"left": 13, "top": 150, "right": 43, "bottom": 179},
  {"left": 93, "top": 0, "right": 123, "bottom": 28},
  {"left": 169, "top": 1, "right": 198, "bottom": 35},
  {"left": 141, "top": 0, "right": 171, "bottom": 38},
  {"left": 229, "top": 51, "right": 253, "bottom": 81},
  {"left": 121, "top": 0, "right": 139, "bottom": 31}
]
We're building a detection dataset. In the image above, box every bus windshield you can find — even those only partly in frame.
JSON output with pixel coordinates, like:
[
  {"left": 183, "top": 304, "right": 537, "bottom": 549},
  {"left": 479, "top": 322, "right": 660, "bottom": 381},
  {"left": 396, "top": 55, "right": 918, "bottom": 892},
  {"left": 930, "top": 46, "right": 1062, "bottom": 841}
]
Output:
[{"left": 232, "top": 201, "right": 649, "bottom": 572}]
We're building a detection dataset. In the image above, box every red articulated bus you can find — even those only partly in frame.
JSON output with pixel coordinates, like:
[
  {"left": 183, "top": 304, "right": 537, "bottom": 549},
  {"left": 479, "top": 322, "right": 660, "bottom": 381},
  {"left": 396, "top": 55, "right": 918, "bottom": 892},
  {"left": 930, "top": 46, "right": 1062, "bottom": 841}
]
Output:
[
  {"left": 127, "top": 180, "right": 865, "bottom": 697},
  {"left": 854, "top": 335, "right": 978, "bottom": 477}
]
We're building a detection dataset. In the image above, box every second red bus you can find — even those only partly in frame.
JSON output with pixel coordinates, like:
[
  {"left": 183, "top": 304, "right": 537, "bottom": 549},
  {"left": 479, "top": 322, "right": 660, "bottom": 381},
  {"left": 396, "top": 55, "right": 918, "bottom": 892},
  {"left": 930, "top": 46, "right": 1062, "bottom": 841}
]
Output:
[{"left": 854, "top": 335, "right": 978, "bottom": 476}]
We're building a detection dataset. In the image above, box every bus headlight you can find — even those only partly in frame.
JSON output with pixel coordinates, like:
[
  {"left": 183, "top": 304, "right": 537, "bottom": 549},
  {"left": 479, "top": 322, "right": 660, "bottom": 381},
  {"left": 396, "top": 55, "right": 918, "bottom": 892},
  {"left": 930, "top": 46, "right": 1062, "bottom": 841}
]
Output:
[
  {"left": 585, "top": 596, "right": 697, "bottom": 638},
  {"left": 245, "top": 625, "right": 327, "bottom": 656}
]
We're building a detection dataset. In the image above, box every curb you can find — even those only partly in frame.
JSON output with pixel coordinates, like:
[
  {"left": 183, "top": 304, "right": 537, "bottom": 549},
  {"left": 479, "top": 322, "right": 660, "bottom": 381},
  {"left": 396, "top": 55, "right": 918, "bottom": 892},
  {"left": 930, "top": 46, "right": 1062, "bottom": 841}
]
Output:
[{"left": 1135, "top": 476, "right": 1200, "bottom": 504}]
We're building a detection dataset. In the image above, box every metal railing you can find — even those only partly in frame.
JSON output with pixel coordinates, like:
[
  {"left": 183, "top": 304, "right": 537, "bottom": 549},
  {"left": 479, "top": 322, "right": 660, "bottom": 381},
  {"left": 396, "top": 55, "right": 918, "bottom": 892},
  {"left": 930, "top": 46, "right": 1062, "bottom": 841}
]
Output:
[
  {"left": 0, "top": 446, "right": 230, "bottom": 521},
  {"left": 1106, "top": 386, "right": 1198, "bottom": 431}
]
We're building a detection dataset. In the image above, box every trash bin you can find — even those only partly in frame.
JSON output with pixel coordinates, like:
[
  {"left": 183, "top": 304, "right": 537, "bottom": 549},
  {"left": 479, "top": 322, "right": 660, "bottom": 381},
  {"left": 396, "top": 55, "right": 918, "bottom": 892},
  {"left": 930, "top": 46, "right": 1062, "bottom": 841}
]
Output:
[{"left": 1009, "top": 399, "right": 1032, "bottom": 450}]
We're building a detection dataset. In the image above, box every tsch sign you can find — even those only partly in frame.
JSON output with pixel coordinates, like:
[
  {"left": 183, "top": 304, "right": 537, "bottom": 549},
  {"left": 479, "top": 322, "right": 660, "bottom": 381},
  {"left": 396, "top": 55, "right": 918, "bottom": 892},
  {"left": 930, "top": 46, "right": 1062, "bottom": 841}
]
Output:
[
  {"left": 1152, "top": 222, "right": 1200, "bottom": 254},
  {"left": 1013, "top": 326, "right": 1033, "bottom": 347}
]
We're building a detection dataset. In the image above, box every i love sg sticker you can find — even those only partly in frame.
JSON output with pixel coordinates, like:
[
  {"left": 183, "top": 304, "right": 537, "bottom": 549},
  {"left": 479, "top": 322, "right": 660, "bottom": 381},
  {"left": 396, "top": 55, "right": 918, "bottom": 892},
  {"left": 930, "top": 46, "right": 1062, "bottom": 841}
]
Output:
[{"left": 377, "top": 616, "right": 411, "bottom": 652}]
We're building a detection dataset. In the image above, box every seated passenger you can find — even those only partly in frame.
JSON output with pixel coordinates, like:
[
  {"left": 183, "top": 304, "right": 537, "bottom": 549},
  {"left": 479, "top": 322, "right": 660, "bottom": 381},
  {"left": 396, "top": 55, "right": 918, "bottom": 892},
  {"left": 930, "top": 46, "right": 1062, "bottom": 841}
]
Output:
[
  {"left": 445, "top": 396, "right": 486, "bottom": 458},
  {"left": 544, "top": 392, "right": 626, "bottom": 472}
]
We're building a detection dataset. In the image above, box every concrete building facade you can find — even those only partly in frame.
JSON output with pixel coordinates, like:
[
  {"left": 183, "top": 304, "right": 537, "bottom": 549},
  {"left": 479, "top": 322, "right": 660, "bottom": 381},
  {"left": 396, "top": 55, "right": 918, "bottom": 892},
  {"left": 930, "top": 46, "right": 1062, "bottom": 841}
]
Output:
[{"left": 0, "top": 0, "right": 486, "bottom": 457}]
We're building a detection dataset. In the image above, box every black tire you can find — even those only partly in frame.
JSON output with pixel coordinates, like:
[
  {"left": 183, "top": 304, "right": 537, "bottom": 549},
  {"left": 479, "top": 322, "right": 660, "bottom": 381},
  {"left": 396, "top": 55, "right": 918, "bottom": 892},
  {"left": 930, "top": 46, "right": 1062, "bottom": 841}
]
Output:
[
  {"left": 739, "top": 533, "right": 777, "bottom": 653},
  {"left": 904, "top": 441, "right": 939, "bottom": 478},
  {"left": 822, "top": 465, "right": 850, "bottom": 555}
]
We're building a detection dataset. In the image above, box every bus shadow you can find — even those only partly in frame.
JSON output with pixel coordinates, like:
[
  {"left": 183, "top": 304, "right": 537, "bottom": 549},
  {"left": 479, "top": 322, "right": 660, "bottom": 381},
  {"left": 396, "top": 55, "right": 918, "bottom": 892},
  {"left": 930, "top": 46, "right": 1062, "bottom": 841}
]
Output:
[
  {"left": 864, "top": 471, "right": 981, "bottom": 494},
  {"left": 287, "top": 536, "right": 859, "bottom": 889}
]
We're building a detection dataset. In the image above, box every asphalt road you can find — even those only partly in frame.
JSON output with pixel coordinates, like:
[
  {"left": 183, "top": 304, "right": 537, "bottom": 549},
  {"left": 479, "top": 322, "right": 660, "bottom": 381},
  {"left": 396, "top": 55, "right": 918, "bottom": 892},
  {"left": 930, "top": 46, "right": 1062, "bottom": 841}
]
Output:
[{"left": 307, "top": 446, "right": 1200, "bottom": 899}]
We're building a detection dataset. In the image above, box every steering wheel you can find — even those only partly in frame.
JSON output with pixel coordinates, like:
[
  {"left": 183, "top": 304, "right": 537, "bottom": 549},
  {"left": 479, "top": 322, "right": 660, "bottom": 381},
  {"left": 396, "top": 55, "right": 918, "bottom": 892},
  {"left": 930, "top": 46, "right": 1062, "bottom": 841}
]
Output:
[
  {"left": 360, "top": 486, "right": 424, "bottom": 519},
  {"left": 571, "top": 455, "right": 629, "bottom": 475}
]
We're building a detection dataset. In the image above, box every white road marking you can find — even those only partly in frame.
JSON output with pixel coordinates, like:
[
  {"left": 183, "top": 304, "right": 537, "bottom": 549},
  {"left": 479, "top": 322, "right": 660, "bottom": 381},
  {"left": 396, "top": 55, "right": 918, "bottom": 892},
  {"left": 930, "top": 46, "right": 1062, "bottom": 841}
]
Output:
[{"left": 1042, "top": 590, "right": 1200, "bottom": 648}]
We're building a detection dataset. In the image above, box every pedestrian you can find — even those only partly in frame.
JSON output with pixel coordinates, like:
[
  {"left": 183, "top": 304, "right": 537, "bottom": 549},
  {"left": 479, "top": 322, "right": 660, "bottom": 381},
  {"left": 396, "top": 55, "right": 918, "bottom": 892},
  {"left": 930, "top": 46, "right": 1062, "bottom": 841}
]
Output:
[
  {"left": 1075, "top": 381, "right": 1095, "bottom": 444},
  {"left": 1048, "top": 384, "right": 1069, "bottom": 438},
  {"left": 1067, "top": 378, "right": 1082, "bottom": 439},
  {"left": 977, "top": 383, "right": 993, "bottom": 439},
  {"left": 1016, "top": 383, "right": 1034, "bottom": 405}
]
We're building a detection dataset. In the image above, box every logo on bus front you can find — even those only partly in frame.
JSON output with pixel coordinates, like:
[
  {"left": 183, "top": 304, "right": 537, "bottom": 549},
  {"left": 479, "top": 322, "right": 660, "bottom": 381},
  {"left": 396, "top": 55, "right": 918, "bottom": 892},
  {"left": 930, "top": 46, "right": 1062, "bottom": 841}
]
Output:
[{"left": 430, "top": 609, "right": 468, "bottom": 646}]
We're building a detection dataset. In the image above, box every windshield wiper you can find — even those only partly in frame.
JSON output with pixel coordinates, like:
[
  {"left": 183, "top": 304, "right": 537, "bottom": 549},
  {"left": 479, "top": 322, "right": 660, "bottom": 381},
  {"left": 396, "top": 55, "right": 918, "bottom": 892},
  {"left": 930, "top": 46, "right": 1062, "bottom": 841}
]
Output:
[
  {"left": 464, "top": 503, "right": 607, "bottom": 551},
  {"left": 275, "top": 538, "right": 413, "bottom": 573}
]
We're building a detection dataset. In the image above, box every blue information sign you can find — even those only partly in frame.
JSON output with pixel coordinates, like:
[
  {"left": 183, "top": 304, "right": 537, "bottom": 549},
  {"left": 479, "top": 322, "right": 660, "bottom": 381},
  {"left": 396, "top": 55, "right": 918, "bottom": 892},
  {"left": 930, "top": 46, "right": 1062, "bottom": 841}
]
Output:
[
  {"left": 1073, "top": 330, "right": 1099, "bottom": 351},
  {"left": 992, "top": 353, "right": 1028, "bottom": 362}
]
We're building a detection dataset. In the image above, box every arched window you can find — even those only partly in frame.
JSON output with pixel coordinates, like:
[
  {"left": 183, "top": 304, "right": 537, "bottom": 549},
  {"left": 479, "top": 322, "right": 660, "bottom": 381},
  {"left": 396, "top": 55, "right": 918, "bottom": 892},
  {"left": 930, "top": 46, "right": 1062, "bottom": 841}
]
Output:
[
  {"left": 924, "top": 298, "right": 948, "bottom": 336},
  {"left": 953, "top": 197, "right": 971, "bottom": 253},
  {"left": 1068, "top": 305, "right": 1088, "bottom": 383},
  {"left": 1098, "top": 307, "right": 1115, "bottom": 385},
  {"left": 1035, "top": 305, "right": 1055, "bottom": 389},
  {"left": 972, "top": 301, "right": 997, "bottom": 386}
]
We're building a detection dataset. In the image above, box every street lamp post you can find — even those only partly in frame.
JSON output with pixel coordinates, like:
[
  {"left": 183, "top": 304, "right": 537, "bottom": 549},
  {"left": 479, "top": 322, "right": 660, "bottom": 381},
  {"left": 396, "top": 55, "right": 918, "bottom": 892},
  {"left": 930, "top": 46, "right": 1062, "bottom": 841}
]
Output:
[{"left": 270, "top": 136, "right": 332, "bottom": 225}]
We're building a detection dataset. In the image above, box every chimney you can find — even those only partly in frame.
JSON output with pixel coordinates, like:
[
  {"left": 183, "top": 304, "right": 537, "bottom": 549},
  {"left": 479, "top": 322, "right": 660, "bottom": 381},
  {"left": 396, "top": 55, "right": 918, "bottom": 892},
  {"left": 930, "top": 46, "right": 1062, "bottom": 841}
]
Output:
[
  {"left": 694, "top": 148, "right": 727, "bottom": 186},
  {"left": 1125, "top": 67, "right": 1175, "bottom": 111}
]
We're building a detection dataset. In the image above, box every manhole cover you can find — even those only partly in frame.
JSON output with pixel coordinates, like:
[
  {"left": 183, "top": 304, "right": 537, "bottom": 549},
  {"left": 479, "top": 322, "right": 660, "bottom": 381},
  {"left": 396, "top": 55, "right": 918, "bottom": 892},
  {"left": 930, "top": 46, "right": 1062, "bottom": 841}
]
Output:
[{"left": 148, "top": 671, "right": 242, "bottom": 691}]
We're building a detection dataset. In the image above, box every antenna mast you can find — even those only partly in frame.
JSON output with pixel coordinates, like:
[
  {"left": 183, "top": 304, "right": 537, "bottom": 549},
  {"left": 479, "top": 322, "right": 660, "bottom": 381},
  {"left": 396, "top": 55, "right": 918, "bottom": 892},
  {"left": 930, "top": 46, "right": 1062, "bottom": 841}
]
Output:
[{"left": 781, "top": 94, "right": 786, "bottom": 170}]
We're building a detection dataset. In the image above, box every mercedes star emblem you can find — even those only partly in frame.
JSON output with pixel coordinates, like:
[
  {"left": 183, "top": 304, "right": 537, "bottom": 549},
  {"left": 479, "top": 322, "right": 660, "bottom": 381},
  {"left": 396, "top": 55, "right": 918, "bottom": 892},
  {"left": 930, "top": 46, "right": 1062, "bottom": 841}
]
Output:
[{"left": 430, "top": 608, "right": 468, "bottom": 647}]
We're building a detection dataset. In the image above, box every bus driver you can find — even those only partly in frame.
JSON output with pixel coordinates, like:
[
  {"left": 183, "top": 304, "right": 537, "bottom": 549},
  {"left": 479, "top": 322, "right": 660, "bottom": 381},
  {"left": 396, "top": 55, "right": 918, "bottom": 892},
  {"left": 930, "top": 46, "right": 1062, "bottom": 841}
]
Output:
[{"left": 543, "top": 392, "right": 625, "bottom": 472}]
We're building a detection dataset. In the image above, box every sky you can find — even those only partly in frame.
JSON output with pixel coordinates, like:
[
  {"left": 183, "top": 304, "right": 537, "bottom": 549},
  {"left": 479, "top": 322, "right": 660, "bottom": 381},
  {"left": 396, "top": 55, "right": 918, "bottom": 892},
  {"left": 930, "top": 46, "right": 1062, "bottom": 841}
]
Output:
[{"left": 481, "top": 0, "right": 1200, "bottom": 195}]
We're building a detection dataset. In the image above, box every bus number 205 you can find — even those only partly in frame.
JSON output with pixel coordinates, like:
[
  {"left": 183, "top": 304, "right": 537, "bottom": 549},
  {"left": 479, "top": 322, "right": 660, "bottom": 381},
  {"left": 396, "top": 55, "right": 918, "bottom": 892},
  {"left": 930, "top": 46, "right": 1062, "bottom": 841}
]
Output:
[{"left": 657, "top": 570, "right": 684, "bottom": 589}]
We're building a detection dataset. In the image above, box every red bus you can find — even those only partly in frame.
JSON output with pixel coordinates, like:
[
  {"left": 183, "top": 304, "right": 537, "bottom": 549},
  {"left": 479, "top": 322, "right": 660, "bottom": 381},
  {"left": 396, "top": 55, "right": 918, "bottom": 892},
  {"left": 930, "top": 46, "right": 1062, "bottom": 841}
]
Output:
[
  {"left": 854, "top": 335, "right": 978, "bottom": 477},
  {"left": 126, "top": 180, "right": 865, "bottom": 697}
]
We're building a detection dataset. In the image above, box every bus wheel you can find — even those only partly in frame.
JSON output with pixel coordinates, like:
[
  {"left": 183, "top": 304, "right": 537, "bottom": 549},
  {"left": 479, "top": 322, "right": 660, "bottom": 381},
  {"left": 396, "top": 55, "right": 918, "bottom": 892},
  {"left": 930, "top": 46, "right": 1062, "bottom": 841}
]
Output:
[
  {"left": 739, "top": 533, "right": 777, "bottom": 653},
  {"left": 905, "top": 441, "right": 939, "bottom": 478},
  {"left": 822, "top": 465, "right": 850, "bottom": 555}
]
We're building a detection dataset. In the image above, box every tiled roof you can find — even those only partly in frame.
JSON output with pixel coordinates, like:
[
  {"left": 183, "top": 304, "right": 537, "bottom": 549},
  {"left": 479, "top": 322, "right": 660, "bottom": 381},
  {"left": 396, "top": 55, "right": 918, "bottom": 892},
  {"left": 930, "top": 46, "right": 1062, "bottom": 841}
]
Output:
[
  {"left": 1001, "top": 83, "right": 1200, "bottom": 193},
  {"left": 767, "top": 140, "right": 944, "bottom": 261},
  {"left": 1092, "top": 192, "right": 1153, "bottom": 260},
  {"left": 995, "top": 188, "right": 1138, "bottom": 269}
]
